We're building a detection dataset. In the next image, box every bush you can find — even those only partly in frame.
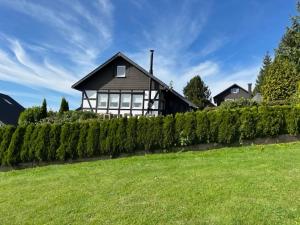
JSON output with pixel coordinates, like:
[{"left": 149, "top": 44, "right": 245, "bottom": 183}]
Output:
[
  {"left": 99, "top": 120, "right": 109, "bottom": 155},
  {"left": 124, "top": 117, "right": 137, "bottom": 153},
  {"left": 163, "top": 115, "right": 176, "bottom": 149},
  {"left": 207, "top": 111, "right": 220, "bottom": 143},
  {"left": 219, "top": 98, "right": 258, "bottom": 109},
  {"left": 106, "top": 119, "right": 119, "bottom": 156},
  {"left": 239, "top": 108, "right": 258, "bottom": 142},
  {"left": 5, "top": 126, "right": 25, "bottom": 165},
  {"left": 20, "top": 124, "right": 35, "bottom": 162},
  {"left": 149, "top": 116, "right": 163, "bottom": 150},
  {"left": 34, "top": 124, "right": 51, "bottom": 162},
  {"left": 48, "top": 124, "right": 61, "bottom": 161},
  {"left": 195, "top": 111, "right": 210, "bottom": 143},
  {"left": 0, "top": 126, "right": 15, "bottom": 165},
  {"left": 86, "top": 121, "right": 100, "bottom": 157},
  {"left": 57, "top": 123, "right": 71, "bottom": 161},
  {"left": 137, "top": 117, "right": 151, "bottom": 151},
  {"left": 256, "top": 106, "right": 285, "bottom": 137},
  {"left": 66, "top": 123, "right": 80, "bottom": 159},
  {"left": 18, "top": 107, "right": 43, "bottom": 125},
  {"left": 77, "top": 122, "right": 89, "bottom": 158},
  {"left": 115, "top": 118, "right": 127, "bottom": 154},
  {"left": 286, "top": 107, "right": 300, "bottom": 135},
  {"left": 218, "top": 110, "right": 239, "bottom": 144}
]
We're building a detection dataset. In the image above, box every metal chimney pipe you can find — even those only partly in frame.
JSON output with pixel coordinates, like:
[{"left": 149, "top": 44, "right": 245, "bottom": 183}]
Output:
[
  {"left": 149, "top": 50, "right": 154, "bottom": 75},
  {"left": 248, "top": 83, "right": 252, "bottom": 96}
]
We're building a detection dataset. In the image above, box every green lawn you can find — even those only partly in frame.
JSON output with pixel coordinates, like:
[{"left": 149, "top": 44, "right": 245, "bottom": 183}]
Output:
[{"left": 0, "top": 143, "right": 300, "bottom": 225}]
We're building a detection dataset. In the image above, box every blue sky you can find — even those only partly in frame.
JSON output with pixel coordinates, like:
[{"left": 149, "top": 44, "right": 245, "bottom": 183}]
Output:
[{"left": 0, "top": 0, "right": 297, "bottom": 110}]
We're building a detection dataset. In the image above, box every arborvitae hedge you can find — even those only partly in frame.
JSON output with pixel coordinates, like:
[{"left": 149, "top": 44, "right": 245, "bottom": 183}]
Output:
[
  {"left": 1, "top": 105, "right": 300, "bottom": 166},
  {"left": 0, "top": 126, "right": 15, "bottom": 165}
]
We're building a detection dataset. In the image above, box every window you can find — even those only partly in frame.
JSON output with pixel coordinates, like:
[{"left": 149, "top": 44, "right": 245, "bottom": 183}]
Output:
[
  {"left": 116, "top": 66, "right": 126, "bottom": 77},
  {"left": 121, "top": 94, "right": 131, "bottom": 109},
  {"left": 98, "top": 93, "right": 108, "bottom": 108},
  {"left": 109, "top": 94, "right": 119, "bottom": 108},
  {"left": 132, "top": 94, "right": 143, "bottom": 109},
  {"left": 231, "top": 88, "right": 239, "bottom": 94}
]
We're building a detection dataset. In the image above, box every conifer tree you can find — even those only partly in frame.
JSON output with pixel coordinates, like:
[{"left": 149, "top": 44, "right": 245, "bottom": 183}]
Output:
[
  {"left": 183, "top": 75, "right": 211, "bottom": 109},
  {"left": 5, "top": 126, "right": 25, "bottom": 165},
  {"left": 86, "top": 121, "right": 100, "bottom": 157},
  {"left": 41, "top": 98, "right": 47, "bottom": 119},
  {"left": 254, "top": 52, "right": 272, "bottom": 95},
  {"left": 20, "top": 124, "right": 35, "bottom": 162},
  {"left": 106, "top": 119, "right": 118, "bottom": 155},
  {"left": 99, "top": 120, "right": 109, "bottom": 155},
  {"left": 163, "top": 115, "right": 176, "bottom": 149},
  {"left": 115, "top": 118, "right": 127, "bottom": 154},
  {"left": 59, "top": 97, "right": 69, "bottom": 114},
  {"left": 0, "top": 126, "right": 15, "bottom": 165},
  {"left": 48, "top": 124, "right": 61, "bottom": 161},
  {"left": 57, "top": 123, "right": 71, "bottom": 160},
  {"left": 77, "top": 122, "right": 89, "bottom": 158},
  {"left": 34, "top": 124, "right": 51, "bottom": 162},
  {"left": 66, "top": 122, "right": 80, "bottom": 159},
  {"left": 124, "top": 117, "right": 137, "bottom": 153}
]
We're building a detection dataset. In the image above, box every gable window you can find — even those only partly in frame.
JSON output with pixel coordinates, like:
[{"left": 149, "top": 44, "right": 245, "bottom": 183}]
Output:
[
  {"left": 231, "top": 88, "right": 239, "bottom": 94},
  {"left": 116, "top": 66, "right": 126, "bottom": 77},
  {"left": 109, "top": 94, "right": 120, "bottom": 108},
  {"left": 121, "top": 94, "right": 131, "bottom": 109},
  {"left": 98, "top": 93, "right": 108, "bottom": 108},
  {"left": 132, "top": 94, "right": 143, "bottom": 109}
]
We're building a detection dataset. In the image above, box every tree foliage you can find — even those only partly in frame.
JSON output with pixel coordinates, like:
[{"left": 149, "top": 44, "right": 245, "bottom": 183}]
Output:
[
  {"left": 41, "top": 99, "right": 47, "bottom": 119},
  {"left": 183, "top": 75, "right": 211, "bottom": 109},
  {"left": 254, "top": 53, "right": 272, "bottom": 95},
  {"left": 59, "top": 97, "right": 69, "bottom": 114}
]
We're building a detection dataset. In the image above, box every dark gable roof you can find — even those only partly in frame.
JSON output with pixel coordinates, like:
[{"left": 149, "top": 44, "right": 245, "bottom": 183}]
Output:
[
  {"left": 72, "top": 52, "right": 198, "bottom": 109},
  {"left": 213, "top": 83, "right": 249, "bottom": 100},
  {"left": 0, "top": 93, "right": 25, "bottom": 125}
]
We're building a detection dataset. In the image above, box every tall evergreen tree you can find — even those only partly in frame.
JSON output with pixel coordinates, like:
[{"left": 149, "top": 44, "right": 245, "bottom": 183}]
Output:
[
  {"left": 41, "top": 98, "right": 47, "bottom": 119},
  {"left": 276, "top": 2, "right": 300, "bottom": 70},
  {"left": 183, "top": 75, "right": 211, "bottom": 110},
  {"left": 59, "top": 97, "right": 69, "bottom": 114},
  {"left": 254, "top": 52, "right": 272, "bottom": 94}
]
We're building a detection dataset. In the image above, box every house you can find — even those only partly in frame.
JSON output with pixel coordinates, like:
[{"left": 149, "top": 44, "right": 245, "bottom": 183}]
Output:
[
  {"left": 72, "top": 51, "right": 197, "bottom": 116},
  {"left": 213, "top": 83, "right": 252, "bottom": 106},
  {"left": 0, "top": 93, "right": 25, "bottom": 126}
]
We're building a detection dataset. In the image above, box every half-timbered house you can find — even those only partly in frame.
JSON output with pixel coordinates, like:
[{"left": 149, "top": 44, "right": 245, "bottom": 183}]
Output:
[{"left": 72, "top": 51, "right": 197, "bottom": 116}]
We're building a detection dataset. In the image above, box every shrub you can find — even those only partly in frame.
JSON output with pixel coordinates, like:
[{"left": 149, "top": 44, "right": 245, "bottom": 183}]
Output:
[
  {"left": 57, "top": 123, "right": 71, "bottom": 161},
  {"left": 99, "top": 120, "right": 109, "bottom": 155},
  {"left": 115, "top": 118, "right": 127, "bottom": 153},
  {"left": 195, "top": 111, "right": 210, "bottom": 143},
  {"left": 239, "top": 107, "right": 258, "bottom": 142},
  {"left": 219, "top": 98, "right": 258, "bottom": 109},
  {"left": 218, "top": 110, "right": 239, "bottom": 144},
  {"left": 163, "top": 115, "right": 176, "bottom": 149},
  {"left": 66, "top": 122, "right": 80, "bottom": 159},
  {"left": 86, "top": 121, "right": 100, "bottom": 157},
  {"left": 286, "top": 107, "right": 300, "bottom": 135},
  {"left": 106, "top": 119, "right": 118, "bottom": 156},
  {"left": 149, "top": 116, "right": 163, "bottom": 150},
  {"left": 77, "top": 122, "right": 89, "bottom": 158},
  {"left": 137, "top": 117, "right": 151, "bottom": 151},
  {"left": 20, "top": 124, "right": 35, "bottom": 162},
  {"left": 48, "top": 124, "right": 61, "bottom": 161},
  {"left": 256, "top": 106, "right": 285, "bottom": 137},
  {"left": 207, "top": 110, "right": 220, "bottom": 143},
  {"left": 0, "top": 126, "right": 15, "bottom": 165},
  {"left": 5, "top": 126, "right": 25, "bottom": 165},
  {"left": 34, "top": 124, "right": 51, "bottom": 162},
  {"left": 18, "top": 107, "right": 43, "bottom": 125},
  {"left": 124, "top": 117, "right": 137, "bottom": 153}
]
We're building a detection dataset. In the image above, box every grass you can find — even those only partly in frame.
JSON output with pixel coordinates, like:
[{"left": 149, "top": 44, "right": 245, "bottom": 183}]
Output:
[{"left": 0, "top": 143, "right": 300, "bottom": 225}]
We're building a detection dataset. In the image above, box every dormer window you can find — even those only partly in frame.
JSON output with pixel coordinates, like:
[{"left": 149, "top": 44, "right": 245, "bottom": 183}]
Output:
[
  {"left": 231, "top": 88, "right": 239, "bottom": 94},
  {"left": 116, "top": 65, "right": 126, "bottom": 77}
]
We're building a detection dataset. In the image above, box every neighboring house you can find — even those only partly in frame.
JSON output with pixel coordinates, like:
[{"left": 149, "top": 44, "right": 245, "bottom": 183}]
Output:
[
  {"left": 213, "top": 83, "right": 252, "bottom": 106},
  {"left": 72, "top": 51, "right": 197, "bottom": 116},
  {"left": 0, "top": 93, "right": 25, "bottom": 126}
]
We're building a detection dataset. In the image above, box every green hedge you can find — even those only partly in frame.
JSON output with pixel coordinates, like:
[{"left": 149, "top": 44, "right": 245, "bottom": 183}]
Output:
[{"left": 1, "top": 105, "right": 300, "bottom": 166}]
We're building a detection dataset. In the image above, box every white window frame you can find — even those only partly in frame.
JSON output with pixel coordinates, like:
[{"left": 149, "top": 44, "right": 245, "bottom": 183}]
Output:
[
  {"left": 231, "top": 88, "right": 240, "bottom": 94},
  {"left": 132, "top": 94, "right": 143, "bottom": 109},
  {"left": 98, "top": 93, "right": 108, "bottom": 108},
  {"left": 109, "top": 94, "right": 120, "bottom": 109},
  {"left": 116, "top": 65, "right": 126, "bottom": 78},
  {"left": 121, "top": 93, "right": 131, "bottom": 109}
]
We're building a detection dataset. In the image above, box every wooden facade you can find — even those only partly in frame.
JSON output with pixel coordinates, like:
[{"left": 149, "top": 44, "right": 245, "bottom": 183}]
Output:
[
  {"left": 213, "top": 83, "right": 252, "bottom": 106},
  {"left": 72, "top": 52, "right": 197, "bottom": 116}
]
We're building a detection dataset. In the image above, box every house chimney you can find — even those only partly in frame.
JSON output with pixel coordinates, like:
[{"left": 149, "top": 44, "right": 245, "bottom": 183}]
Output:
[
  {"left": 248, "top": 83, "right": 252, "bottom": 96},
  {"left": 149, "top": 50, "right": 154, "bottom": 75}
]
